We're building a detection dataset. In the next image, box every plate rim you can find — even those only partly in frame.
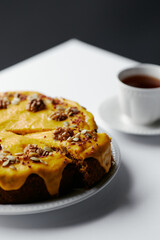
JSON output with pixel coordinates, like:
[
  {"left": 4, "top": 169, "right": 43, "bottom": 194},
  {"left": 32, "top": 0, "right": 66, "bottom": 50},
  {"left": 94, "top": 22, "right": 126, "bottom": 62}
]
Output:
[{"left": 0, "top": 127, "right": 120, "bottom": 215}]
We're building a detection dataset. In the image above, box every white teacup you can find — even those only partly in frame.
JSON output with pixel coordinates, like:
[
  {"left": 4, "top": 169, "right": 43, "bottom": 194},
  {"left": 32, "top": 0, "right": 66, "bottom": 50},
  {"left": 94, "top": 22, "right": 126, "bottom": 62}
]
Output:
[{"left": 118, "top": 64, "right": 160, "bottom": 125}]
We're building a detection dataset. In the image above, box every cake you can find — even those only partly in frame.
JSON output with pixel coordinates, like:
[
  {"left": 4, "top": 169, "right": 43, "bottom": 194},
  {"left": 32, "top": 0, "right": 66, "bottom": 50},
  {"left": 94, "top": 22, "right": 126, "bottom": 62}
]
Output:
[{"left": 0, "top": 91, "right": 111, "bottom": 204}]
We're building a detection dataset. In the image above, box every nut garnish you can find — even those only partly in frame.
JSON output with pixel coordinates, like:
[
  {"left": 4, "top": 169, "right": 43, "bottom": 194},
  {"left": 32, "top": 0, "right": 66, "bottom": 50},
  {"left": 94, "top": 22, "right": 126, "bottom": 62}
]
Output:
[
  {"left": 2, "top": 149, "right": 10, "bottom": 153},
  {"left": 24, "top": 144, "right": 53, "bottom": 160},
  {"left": 53, "top": 127, "right": 74, "bottom": 141},
  {"left": 75, "top": 132, "right": 80, "bottom": 138},
  {"left": 0, "top": 153, "right": 7, "bottom": 156},
  {"left": 86, "top": 133, "right": 92, "bottom": 138},
  {"left": 11, "top": 97, "right": 20, "bottom": 105},
  {"left": 30, "top": 157, "right": 40, "bottom": 162},
  {"left": 64, "top": 121, "right": 69, "bottom": 126},
  {"left": 70, "top": 125, "right": 77, "bottom": 128},
  {"left": 67, "top": 136, "right": 72, "bottom": 142},
  {"left": 48, "top": 106, "right": 80, "bottom": 121},
  {"left": 40, "top": 159, "right": 48, "bottom": 165},
  {"left": 24, "top": 144, "right": 43, "bottom": 157},
  {"left": 72, "top": 137, "right": 79, "bottom": 142},
  {"left": 14, "top": 93, "right": 27, "bottom": 101},
  {"left": 56, "top": 106, "right": 66, "bottom": 111},
  {"left": 48, "top": 111, "right": 68, "bottom": 121},
  {"left": 11, "top": 93, "right": 27, "bottom": 105},
  {"left": 2, "top": 160, "right": 10, "bottom": 167},
  {"left": 52, "top": 98, "right": 62, "bottom": 105},
  {"left": 28, "top": 152, "right": 40, "bottom": 157},
  {"left": 65, "top": 107, "right": 80, "bottom": 116},
  {"left": 44, "top": 146, "right": 53, "bottom": 152},
  {"left": 9, "top": 165, "right": 17, "bottom": 170},
  {"left": 0, "top": 96, "right": 10, "bottom": 109},
  {"left": 0, "top": 151, "right": 20, "bottom": 168},
  {"left": 81, "top": 129, "right": 87, "bottom": 134},
  {"left": 26, "top": 95, "right": 46, "bottom": 112},
  {"left": 15, "top": 152, "right": 24, "bottom": 156},
  {"left": 28, "top": 94, "right": 38, "bottom": 100},
  {"left": 6, "top": 155, "right": 16, "bottom": 161}
]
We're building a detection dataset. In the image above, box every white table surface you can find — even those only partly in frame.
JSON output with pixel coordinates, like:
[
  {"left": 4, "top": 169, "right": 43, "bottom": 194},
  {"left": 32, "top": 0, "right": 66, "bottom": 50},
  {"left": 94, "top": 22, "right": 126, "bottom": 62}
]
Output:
[{"left": 0, "top": 39, "right": 160, "bottom": 240}]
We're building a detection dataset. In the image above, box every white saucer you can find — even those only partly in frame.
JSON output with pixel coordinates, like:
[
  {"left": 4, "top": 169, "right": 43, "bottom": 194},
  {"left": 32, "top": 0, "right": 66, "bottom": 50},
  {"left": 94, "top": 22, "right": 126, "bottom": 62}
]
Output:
[{"left": 99, "top": 96, "right": 160, "bottom": 135}]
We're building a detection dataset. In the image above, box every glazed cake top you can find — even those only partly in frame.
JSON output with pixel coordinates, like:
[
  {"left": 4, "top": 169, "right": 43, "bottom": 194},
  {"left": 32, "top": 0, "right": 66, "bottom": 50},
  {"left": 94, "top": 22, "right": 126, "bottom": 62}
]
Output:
[{"left": 0, "top": 91, "right": 111, "bottom": 195}]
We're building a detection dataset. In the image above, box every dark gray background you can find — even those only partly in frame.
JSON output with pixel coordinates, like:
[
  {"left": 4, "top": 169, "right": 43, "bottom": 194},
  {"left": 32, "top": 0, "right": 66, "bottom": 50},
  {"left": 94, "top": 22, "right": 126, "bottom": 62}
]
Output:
[{"left": 0, "top": 0, "right": 160, "bottom": 70}]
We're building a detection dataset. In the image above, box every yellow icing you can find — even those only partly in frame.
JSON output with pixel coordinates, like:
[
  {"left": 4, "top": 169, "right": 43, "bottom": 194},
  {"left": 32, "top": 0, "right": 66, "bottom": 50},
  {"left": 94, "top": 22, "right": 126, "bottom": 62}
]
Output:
[{"left": 0, "top": 91, "right": 111, "bottom": 195}]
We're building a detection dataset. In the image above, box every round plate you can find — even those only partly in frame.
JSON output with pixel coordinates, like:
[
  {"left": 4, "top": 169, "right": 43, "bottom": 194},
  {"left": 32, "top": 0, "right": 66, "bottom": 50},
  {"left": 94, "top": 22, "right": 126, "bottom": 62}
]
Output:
[
  {"left": 99, "top": 96, "right": 160, "bottom": 135},
  {"left": 0, "top": 128, "right": 120, "bottom": 215}
]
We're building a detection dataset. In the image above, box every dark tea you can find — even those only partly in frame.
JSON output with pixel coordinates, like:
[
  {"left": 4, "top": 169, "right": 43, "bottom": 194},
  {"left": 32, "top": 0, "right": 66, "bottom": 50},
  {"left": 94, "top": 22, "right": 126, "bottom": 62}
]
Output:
[{"left": 122, "top": 75, "right": 160, "bottom": 88}]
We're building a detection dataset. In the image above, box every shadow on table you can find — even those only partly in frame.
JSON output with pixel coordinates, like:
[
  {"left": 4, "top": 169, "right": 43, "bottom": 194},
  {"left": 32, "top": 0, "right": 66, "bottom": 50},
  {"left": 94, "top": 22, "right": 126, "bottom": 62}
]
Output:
[
  {"left": 0, "top": 161, "right": 134, "bottom": 229},
  {"left": 116, "top": 131, "right": 160, "bottom": 146}
]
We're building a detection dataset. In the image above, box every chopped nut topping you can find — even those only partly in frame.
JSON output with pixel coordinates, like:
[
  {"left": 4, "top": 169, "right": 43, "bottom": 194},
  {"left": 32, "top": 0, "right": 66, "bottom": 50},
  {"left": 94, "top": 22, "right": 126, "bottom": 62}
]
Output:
[
  {"left": 41, "top": 151, "right": 50, "bottom": 157},
  {"left": 75, "top": 132, "right": 80, "bottom": 138},
  {"left": 65, "top": 107, "right": 80, "bottom": 116},
  {"left": 67, "top": 136, "right": 72, "bottom": 142},
  {"left": 81, "top": 129, "right": 87, "bottom": 134},
  {"left": 48, "top": 111, "right": 67, "bottom": 121},
  {"left": 9, "top": 165, "right": 17, "bottom": 170},
  {"left": 28, "top": 152, "right": 39, "bottom": 157},
  {"left": 0, "top": 151, "right": 20, "bottom": 168},
  {"left": 15, "top": 152, "right": 24, "bottom": 156},
  {"left": 2, "top": 149, "right": 10, "bottom": 153},
  {"left": 6, "top": 155, "right": 16, "bottom": 161},
  {"left": 64, "top": 121, "right": 69, "bottom": 126},
  {"left": 30, "top": 157, "right": 48, "bottom": 165},
  {"left": 24, "top": 144, "right": 43, "bottom": 157},
  {"left": 40, "top": 159, "right": 48, "bottom": 165},
  {"left": 11, "top": 97, "right": 20, "bottom": 105},
  {"left": 70, "top": 124, "right": 77, "bottom": 128},
  {"left": 83, "top": 130, "right": 97, "bottom": 141},
  {"left": 86, "top": 133, "right": 92, "bottom": 138},
  {"left": 72, "top": 137, "right": 79, "bottom": 142},
  {"left": 56, "top": 106, "right": 66, "bottom": 111},
  {"left": 28, "top": 94, "right": 38, "bottom": 100},
  {"left": 15, "top": 159, "right": 20, "bottom": 163},
  {"left": 24, "top": 144, "right": 52, "bottom": 159},
  {"left": 0, "top": 97, "right": 10, "bottom": 109},
  {"left": 48, "top": 106, "right": 79, "bottom": 121},
  {"left": 2, "top": 160, "right": 10, "bottom": 167},
  {"left": 0, "top": 153, "right": 7, "bottom": 157},
  {"left": 14, "top": 93, "right": 27, "bottom": 101},
  {"left": 52, "top": 98, "right": 62, "bottom": 105},
  {"left": 30, "top": 157, "right": 40, "bottom": 162},
  {"left": 11, "top": 93, "right": 27, "bottom": 105},
  {"left": 43, "top": 146, "right": 53, "bottom": 152},
  {"left": 53, "top": 127, "right": 74, "bottom": 141},
  {"left": 26, "top": 95, "right": 46, "bottom": 112}
]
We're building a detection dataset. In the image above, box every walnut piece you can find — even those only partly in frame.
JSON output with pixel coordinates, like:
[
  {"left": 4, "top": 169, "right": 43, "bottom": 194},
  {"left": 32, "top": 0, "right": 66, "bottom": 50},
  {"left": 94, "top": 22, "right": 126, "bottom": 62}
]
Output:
[
  {"left": 52, "top": 98, "right": 62, "bottom": 105},
  {"left": 0, "top": 97, "right": 10, "bottom": 109},
  {"left": 26, "top": 96, "right": 46, "bottom": 112},
  {"left": 48, "top": 111, "right": 68, "bottom": 121},
  {"left": 53, "top": 127, "right": 74, "bottom": 141},
  {"left": 48, "top": 106, "right": 80, "bottom": 121}
]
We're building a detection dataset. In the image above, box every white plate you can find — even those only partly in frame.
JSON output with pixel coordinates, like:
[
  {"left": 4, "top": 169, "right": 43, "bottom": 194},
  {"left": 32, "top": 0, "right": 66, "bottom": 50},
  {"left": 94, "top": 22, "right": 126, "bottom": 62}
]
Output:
[
  {"left": 99, "top": 96, "right": 160, "bottom": 135},
  {"left": 0, "top": 128, "right": 120, "bottom": 215}
]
